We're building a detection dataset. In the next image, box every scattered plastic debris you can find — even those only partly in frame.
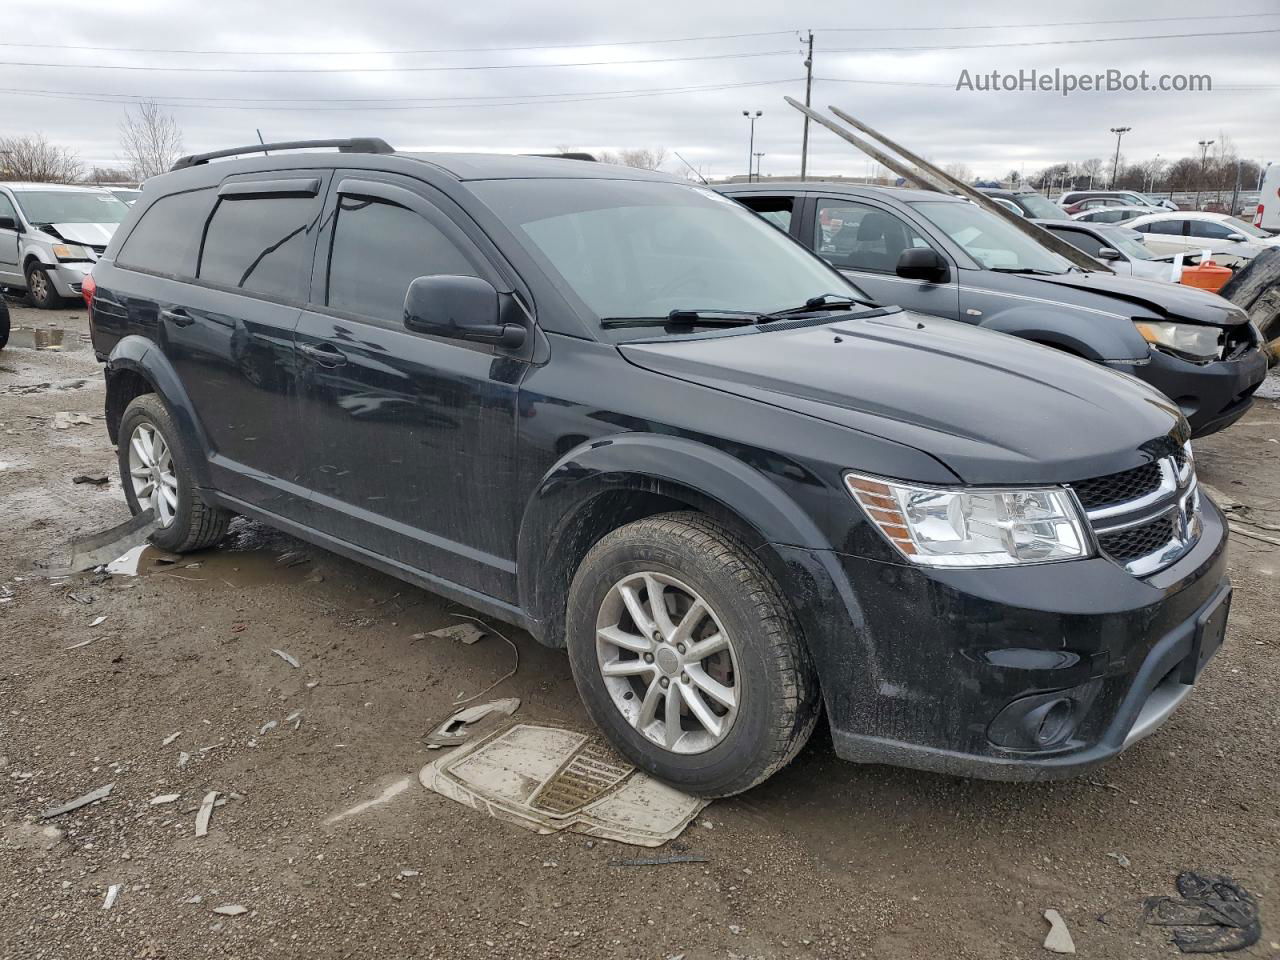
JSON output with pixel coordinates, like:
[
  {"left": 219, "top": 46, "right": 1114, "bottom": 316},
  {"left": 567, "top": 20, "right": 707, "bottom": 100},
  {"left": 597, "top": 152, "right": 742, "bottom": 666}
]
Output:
[
  {"left": 64, "top": 636, "right": 103, "bottom": 651},
  {"left": 425, "top": 698, "right": 520, "bottom": 748},
  {"left": 89, "top": 615, "right": 106, "bottom": 628},
  {"left": 1108, "top": 852, "right": 1132, "bottom": 869},
  {"left": 420, "top": 724, "right": 708, "bottom": 847},
  {"left": 275, "top": 550, "right": 311, "bottom": 568},
  {"left": 397, "top": 869, "right": 420, "bottom": 880},
  {"left": 177, "top": 752, "right": 190, "bottom": 769},
  {"left": 66, "top": 591, "right": 94, "bottom": 605},
  {"left": 52, "top": 411, "right": 92, "bottom": 430},
  {"left": 162, "top": 731, "right": 181, "bottom": 746},
  {"left": 72, "top": 474, "right": 109, "bottom": 486},
  {"left": 421, "top": 622, "right": 489, "bottom": 645},
  {"left": 150, "top": 794, "right": 180, "bottom": 806},
  {"left": 1143, "top": 872, "right": 1260, "bottom": 954},
  {"left": 195, "top": 791, "right": 219, "bottom": 838},
  {"left": 102, "top": 884, "right": 121, "bottom": 910},
  {"left": 105, "top": 544, "right": 148, "bottom": 577},
  {"left": 258, "top": 720, "right": 278, "bottom": 735},
  {"left": 325, "top": 776, "right": 413, "bottom": 825},
  {"left": 270, "top": 649, "right": 300, "bottom": 669},
  {"left": 40, "top": 783, "right": 114, "bottom": 820},
  {"left": 212, "top": 905, "right": 248, "bottom": 916},
  {"left": 182, "top": 895, "right": 203, "bottom": 905},
  {"left": 284, "top": 710, "right": 303, "bottom": 731},
  {"left": 1043, "top": 909, "right": 1076, "bottom": 954},
  {"left": 59, "top": 510, "right": 159, "bottom": 574},
  {"left": 442, "top": 616, "right": 520, "bottom": 705}
]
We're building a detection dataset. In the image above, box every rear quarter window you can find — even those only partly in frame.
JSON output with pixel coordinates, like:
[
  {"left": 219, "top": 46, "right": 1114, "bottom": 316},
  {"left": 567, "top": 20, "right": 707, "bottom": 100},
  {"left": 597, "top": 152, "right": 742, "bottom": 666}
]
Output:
[
  {"left": 115, "top": 188, "right": 216, "bottom": 278},
  {"left": 199, "top": 195, "right": 319, "bottom": 301}
]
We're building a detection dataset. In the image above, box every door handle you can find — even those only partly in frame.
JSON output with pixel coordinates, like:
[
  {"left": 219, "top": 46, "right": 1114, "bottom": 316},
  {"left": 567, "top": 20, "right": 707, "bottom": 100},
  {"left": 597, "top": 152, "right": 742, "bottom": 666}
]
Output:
[
  {"left": 299, "top": 342, "right": 348, "bottom": 367},
  {"left": 159, "top": 308, "right": 194, "bottom": 327}
]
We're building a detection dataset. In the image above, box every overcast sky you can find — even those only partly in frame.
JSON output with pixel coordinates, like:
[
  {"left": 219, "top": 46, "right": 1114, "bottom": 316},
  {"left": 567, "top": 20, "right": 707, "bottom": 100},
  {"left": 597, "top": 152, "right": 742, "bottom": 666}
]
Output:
[{"left": 2, "top": 0, "right": 1276, "bottom": 181}]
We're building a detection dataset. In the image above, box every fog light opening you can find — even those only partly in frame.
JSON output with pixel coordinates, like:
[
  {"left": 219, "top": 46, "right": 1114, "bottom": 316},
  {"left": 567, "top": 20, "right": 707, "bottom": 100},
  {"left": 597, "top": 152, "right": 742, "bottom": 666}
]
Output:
[{"left": 1035, "top": 699, "right": 1075, "bottom": 746}]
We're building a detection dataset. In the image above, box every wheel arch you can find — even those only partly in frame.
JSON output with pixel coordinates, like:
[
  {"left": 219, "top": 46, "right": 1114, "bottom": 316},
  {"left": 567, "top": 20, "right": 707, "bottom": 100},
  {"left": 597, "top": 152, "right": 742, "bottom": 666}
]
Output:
[
  {"left": 517, "top": 433, "right": 831, "bottom": 648},
  {"left": 105, "top": 335, "right": 213, "bottom": 487},
  {"left": 977, "top": 306, "right": 1147, "bottom": 361}
]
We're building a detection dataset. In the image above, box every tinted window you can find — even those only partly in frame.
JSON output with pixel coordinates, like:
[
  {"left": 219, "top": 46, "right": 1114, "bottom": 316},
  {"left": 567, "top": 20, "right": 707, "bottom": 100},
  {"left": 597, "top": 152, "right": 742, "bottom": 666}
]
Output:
[
  {"left": 738, "top": 196, "right": 795, "bottom": 232},
  {"left": 1053, "top": 229, "right": 1104, "bottom": 257},
  {"left": 1188, "top": 219, "right": 1235, "bottom": 239},
  {"left": 116, "top": 189, "right": 216, "bottom": 277},
  {"left": 326, "top": 196, "right": 477, "bottom": 324},
  {"left": 199, "top": 195, "right": 318, "bottom": 301},
  {"left": 1142, "top": 219, "right": 1186, "bottom": 236},
  {"left": 815, "top": 200, "right": 931, "bottom": 272},
  {"left": 911, "top": 200, "right": 1072, "bottom": 273}
]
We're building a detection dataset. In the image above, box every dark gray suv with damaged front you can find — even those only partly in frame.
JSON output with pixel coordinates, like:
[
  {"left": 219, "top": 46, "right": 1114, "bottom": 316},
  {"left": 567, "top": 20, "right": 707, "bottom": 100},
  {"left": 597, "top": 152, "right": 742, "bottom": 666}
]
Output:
[{"left": 87, "top": 141, "right": 1230, "bottom": 795}]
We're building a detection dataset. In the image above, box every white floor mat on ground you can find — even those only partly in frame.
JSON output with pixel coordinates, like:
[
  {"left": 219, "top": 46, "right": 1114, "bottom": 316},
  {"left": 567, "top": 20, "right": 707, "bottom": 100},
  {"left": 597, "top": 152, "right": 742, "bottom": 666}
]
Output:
[{"left": 419, "top": 723, "right": 707, "bottom": 847}]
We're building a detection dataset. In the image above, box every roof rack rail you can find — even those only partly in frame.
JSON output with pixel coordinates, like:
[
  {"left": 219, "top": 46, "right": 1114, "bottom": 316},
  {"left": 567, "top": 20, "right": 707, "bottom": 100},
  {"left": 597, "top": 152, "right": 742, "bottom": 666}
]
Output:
[
  {"left": 525, "top": 152, "right": 598, "bottom": 162},
  {"left": 171, "top": 137, "right": 395, "bottom": 171}
]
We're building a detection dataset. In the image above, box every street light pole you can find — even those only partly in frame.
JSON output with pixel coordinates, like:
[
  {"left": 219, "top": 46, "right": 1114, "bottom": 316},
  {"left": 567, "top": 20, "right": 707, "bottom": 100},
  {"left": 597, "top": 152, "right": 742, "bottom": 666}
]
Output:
[
  {"left": 1147, "top": 153, "right": 1161, "bottom": 193},
  {"left": 753, "top": 152, "right": 765, "bottom": 180},
  {"left": 743, "top": 110, "right": 762, "bottom": 182},
  {"left": 1194, "top": 139, "right": 1214, "bottom": 209},
  {"left": 1109, "top": 126, "right": 1131, "bottom": 187}
]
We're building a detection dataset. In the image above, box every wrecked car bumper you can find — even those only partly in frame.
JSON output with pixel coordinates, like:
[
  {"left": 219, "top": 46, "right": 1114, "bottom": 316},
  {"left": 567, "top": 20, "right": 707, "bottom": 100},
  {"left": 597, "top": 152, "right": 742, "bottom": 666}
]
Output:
[
  {"left": 1111, "top": 344, "right": 1266, "bottom": 438},
  {"left": 48, "top": 261, "right": 93, "bottom": 298},
  {"left": 774, "top": 498, "right": 1229, "bottom": 782}
]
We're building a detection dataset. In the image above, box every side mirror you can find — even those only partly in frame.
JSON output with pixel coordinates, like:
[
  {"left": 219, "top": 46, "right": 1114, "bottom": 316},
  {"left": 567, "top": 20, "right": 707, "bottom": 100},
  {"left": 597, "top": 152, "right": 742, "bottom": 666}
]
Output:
[
  {"left": 403, "top": 275, "right": 526, "bottom": 349},
  {"left": 0, "top": 216, "right": 19, "bottom": 232},
  {"left": 896, "top": 247, "right": 950, "bottom": 284},
  {"left": 1097, "top": 247, "right": 1123, "bottom": 261},
  {"left": 1226, "top": 233, "right": 1247, "bottom": 243}
]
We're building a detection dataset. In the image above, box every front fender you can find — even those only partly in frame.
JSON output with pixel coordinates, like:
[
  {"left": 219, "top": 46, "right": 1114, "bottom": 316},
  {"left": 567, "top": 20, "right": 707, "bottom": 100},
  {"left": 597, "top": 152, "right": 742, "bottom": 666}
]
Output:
[
  {"left": 107, "top": 335, "right": 213, "bottom": 488},
  {"left": 978, "top": 306, "right": 1148, "bottom": 362},
  {"left": 517, "top": 433, "right": 834, "bottom": 636}
]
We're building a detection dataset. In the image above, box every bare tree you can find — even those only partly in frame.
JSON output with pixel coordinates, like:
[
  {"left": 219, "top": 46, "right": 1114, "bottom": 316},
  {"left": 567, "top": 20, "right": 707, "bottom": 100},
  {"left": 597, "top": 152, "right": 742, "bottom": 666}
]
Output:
[
  {"left": 119, "top": 100, "right": 184, "bottom": 180},
  {"left": 0, "top": 133, "right": 83, "bottom": 182},
  {"left": 87, "top": 165, "right": 135, "bottom": 184},
  {"left": 616, "top": 147, "right": 668, "bottom": 171},
  {"left": 942, "top": 162, "right": 972, "bottom": 183}
]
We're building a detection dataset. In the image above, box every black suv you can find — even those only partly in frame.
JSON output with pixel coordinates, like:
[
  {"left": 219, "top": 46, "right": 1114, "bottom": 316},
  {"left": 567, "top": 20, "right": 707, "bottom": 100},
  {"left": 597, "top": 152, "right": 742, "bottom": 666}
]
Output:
[
  {"left": 87, "top": 140, "right": 1231, "bottom": 796},
  {"left": 719, "top": 182, "right": 1266, "bottom": 437}
]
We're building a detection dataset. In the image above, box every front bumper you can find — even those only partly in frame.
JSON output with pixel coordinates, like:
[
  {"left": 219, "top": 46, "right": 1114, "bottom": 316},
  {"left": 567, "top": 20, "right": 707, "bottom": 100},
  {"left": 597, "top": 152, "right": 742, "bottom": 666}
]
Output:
[
  {"left": 1111, "top": 344, "right": 1266, "bottom": 438},
  {"left": 46, "top": 261, "right": 92, "bottom": 298},
  {"left": 771, "top": 497, "right": 1230, "bottom": 781}
]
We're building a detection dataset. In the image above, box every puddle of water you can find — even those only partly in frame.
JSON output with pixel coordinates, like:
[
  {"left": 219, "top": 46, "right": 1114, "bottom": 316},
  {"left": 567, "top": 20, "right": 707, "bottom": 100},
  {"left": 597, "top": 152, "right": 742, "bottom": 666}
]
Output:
[
  {"left": 7, "top": 327, "right": 91, "bottom": 352},
  {"left": 111, "top": 523, "right": 318, "bottom": 588}
]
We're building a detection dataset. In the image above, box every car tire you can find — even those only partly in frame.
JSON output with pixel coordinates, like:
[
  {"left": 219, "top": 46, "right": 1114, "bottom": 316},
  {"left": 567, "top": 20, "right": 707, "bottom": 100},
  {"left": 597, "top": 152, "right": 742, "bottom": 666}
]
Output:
[
  {"left": 565, "top": 512, "right": 820, "bottom": 797},
  {"left": 117, "top": 394, "right": 232, "bottom": 553},
  {"left": 0, "top": 299, "right": 9, "bottom": 351},
  {"left": 24, "top": 262, "right": 63, "bottom": 309}
]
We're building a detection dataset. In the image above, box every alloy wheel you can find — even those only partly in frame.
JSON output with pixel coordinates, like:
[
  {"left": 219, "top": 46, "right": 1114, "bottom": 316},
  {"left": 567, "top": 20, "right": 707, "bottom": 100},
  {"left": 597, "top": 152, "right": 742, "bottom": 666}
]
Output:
[
  {"left": 595, "top": 571, "right": 739, "bottom": 754},
  {"left": 127, "top": 421, "right": 179, "bottom": 527}
]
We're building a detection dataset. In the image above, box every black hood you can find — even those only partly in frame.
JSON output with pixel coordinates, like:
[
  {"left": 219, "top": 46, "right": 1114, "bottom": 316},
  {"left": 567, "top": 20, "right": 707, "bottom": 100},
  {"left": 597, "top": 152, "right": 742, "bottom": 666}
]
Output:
[
  {"left": 620, "top": 310, "right": 1185, "bottom": 486},
  {"left": 1033, "top": 270, "right": 1249, "bottom": 327}
]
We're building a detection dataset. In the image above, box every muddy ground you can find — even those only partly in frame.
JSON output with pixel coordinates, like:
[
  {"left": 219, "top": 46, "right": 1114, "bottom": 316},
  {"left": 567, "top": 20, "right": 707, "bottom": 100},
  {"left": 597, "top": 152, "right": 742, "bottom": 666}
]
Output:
[{"left": 1, "top": 297, "right": 1278, "bottom": 960}]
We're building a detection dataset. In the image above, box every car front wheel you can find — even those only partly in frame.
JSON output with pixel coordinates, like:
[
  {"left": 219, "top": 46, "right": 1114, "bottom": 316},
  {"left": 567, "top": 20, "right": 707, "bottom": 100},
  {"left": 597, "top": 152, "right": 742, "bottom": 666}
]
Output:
[
  {"left": 24, "top": 263, "right": 62, "bottom": 309},
  {"left": 566, "top": 512, "right": 819, "bottom": 797}
]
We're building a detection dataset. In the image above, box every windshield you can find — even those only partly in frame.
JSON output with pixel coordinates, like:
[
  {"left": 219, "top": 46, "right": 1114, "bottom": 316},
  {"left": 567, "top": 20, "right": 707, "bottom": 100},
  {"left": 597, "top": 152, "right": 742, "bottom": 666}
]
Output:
[
  {"left": 1096, "top": 227, "right": 1158, "bottom": 260},
  {"left": 471, "top": 179, "right": 868, "bottom": 324},
  {"left": 1013, "top": 193, "right": 1070, "bottom": 220},
  {"left": 12, "top": 189, "right": 129, "bottom": 225},
  {"left": 911, "top": 200, "right": 1072, "bottom": 273},
  {"left": 1220, "top": 215, "right": 1270, "bottom": 239}
]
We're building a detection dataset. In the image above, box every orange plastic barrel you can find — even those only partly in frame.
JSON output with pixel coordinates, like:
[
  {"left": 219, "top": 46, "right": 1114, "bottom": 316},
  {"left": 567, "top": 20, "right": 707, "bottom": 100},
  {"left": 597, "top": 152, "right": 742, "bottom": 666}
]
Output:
[{"left": 1179, "top": 260, "right": 1233, "bottom": 294}]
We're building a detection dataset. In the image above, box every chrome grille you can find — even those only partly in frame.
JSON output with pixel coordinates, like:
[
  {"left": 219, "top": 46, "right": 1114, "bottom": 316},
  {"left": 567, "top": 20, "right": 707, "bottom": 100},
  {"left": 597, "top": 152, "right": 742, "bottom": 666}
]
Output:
[{"left": 1070, "top": 440, "right": 1200, "bottom": 577}]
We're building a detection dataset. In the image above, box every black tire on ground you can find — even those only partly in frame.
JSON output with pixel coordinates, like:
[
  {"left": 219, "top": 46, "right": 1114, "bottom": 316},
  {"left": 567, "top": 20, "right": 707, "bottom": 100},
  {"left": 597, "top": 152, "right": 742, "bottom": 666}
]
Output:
[
  {"left": 24, "top": 262, "right": 63, "bottom": 309},
  {"left": 0, "top": 299, "right": 9, "bottom": 350},
  {"left": 117, "top": 394, "right": 232, "bottom": 553},
  {"left": 565, "top": 512, "right": 820, "bottom": 797}
]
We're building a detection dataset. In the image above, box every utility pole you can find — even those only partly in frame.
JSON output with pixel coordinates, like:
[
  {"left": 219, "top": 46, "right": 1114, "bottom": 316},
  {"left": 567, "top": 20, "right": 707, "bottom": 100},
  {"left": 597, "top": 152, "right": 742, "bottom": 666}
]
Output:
[
  {"left": 742, "top": 110, "right": 762, "bottom": 181},
  {"left": 1194, "top": 138, "right": 1214, "bottom": 209},
  {"left": 754, "top": 152, "right": 765, "bottom": 180},
  {"left": 800, "top": 30, "right": 814, "bottom": 181},
  {"left": 1109, "top": 126, "right": 1131, "bottom": 187}
]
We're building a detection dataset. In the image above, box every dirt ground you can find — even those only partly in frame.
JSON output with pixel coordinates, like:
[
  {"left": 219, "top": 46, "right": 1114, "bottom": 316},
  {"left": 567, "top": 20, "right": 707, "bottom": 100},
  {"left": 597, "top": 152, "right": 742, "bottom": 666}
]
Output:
[{"left": 2, "top": 297, "right": 1278, "bottom": 960}]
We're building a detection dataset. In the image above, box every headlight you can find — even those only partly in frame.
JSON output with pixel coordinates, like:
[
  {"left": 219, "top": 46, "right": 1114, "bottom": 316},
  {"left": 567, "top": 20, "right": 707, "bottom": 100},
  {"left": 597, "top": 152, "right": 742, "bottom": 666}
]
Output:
[
  {"left": 845, "top": 473, "right": 1091, "bottom": 567},
  {"left": 1134, "top": 320, "right": 1221, "bottom": 362},
  {"left": 51, "top": 244, "right": 91, "bottom": 262}
]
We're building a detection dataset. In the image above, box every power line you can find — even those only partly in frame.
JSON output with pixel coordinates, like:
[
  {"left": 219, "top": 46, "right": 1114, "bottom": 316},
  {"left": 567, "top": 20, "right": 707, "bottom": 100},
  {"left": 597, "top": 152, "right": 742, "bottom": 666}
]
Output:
[
  {"left": 825, "top": 27, "right": 1280, "bottom": 53},
  {"left": 0, "top": 48, "right": 801, "bottom": 73},
  {"left": 0, "top": 77, "right": 808, "bottom": 111},
  {"left": 817, "top": 11, "right": 1280, "bottom": 32}
]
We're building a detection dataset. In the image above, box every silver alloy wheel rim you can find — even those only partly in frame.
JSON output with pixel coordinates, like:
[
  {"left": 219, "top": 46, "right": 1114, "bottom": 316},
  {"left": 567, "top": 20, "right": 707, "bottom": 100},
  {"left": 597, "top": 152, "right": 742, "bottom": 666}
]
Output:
[
  {"left": 29, "top": 269, "right": 48, "bottom": 301},
  {"left": 127, "top": 421, "right": 179, "bottom": 527},
  {"left": 595, "top": 571, "right": 739, "bottom": 755}
]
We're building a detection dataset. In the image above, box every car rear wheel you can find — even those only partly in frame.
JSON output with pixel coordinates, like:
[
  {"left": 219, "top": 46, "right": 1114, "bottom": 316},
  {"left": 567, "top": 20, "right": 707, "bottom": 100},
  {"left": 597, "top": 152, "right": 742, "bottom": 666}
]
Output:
[
  {"left": 117, "top": 394, "right": 232, "bottom": 553},
  {"left": 566, "top": 512, "right": 819, "bottom": 797},
  {"left": 24, "top": 263, "right": 62, "bottom": 309}
]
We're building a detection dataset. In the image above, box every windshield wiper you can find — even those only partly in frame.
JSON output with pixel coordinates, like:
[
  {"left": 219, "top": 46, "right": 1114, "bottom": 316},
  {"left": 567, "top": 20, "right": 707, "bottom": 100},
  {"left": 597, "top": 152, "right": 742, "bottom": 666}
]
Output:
[
  {"left": 987, "top": 267, "right": 1064, "bottom": 276},
  {"left": 601, "top": 309, "right": 763, "bottom": 330},
  {"left": 763, "top": 294, "right": 869, "bottom": 319}
]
